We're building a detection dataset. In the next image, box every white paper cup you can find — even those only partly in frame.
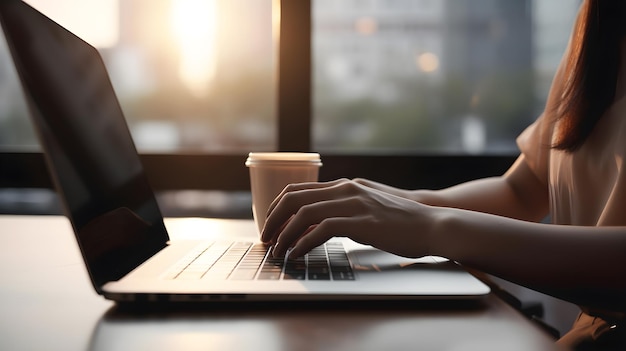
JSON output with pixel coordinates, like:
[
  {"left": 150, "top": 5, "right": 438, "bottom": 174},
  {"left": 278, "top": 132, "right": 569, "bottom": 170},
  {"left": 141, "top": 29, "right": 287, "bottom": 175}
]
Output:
[{"left": 246, "top": 152, "right": 322, "bottom": 235}]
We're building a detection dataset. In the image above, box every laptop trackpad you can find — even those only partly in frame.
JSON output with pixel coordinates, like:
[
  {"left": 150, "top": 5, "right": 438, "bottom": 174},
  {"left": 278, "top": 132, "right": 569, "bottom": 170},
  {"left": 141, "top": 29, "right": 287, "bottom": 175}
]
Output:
[{"left": 350, "top": 248, "right": 455, "bottom": 272}]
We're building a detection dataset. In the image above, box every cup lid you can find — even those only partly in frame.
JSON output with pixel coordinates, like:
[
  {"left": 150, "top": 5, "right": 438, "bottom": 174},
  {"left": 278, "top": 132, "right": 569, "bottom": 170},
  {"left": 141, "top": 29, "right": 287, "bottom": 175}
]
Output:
[{"left": 245, "top": 152, "right": 322, "bottom": 166}]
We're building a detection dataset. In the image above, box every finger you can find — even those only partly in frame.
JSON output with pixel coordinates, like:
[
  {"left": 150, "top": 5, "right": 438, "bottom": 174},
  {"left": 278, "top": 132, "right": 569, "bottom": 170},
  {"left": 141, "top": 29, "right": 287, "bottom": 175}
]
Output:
[
  {"left": 271, "top": 197, "right": 361, "bottom": 257},
  {"left": 261, "top": 180, "right": 355, "bottom": 243},
  {"left": 264, "top": 215, "right": 293, "bottom": 246},
  {"left": 265, "top": 178, "right": 349, "bottom": 218},
  {"left": 280, "top": 224, "right": 317, "bottom": 252},
  {"left": 288, "top": 217, "right": 352, "bottom": 258}
]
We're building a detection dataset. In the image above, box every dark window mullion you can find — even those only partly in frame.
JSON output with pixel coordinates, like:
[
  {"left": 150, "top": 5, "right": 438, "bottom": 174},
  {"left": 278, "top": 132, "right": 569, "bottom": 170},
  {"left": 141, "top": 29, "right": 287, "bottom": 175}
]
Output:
[{"left": 277, "top": 0, "right": 311, "bottom": 152}]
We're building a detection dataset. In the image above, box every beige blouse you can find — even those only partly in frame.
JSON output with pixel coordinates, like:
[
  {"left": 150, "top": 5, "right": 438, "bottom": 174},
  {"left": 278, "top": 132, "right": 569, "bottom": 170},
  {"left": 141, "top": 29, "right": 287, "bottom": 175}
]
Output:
[
  {"left": 516, "top": 25, "right": 626, "bottom": 228},
  {"left": 517, "top": 95, "right": 626, "bottom": 227}
]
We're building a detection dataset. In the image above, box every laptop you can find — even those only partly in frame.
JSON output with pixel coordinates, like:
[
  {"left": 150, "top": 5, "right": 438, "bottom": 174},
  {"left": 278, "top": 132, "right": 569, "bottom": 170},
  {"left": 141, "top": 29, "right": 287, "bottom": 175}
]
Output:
[{"left": 0, "top": 0, "right": 490, "bottom": 303}]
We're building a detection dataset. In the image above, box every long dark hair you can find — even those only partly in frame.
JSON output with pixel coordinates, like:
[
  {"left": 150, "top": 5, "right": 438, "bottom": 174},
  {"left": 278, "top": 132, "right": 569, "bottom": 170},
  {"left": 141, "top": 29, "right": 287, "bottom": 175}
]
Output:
[{"left": 553, "top": 0, "right": 626, "bottom": 152}]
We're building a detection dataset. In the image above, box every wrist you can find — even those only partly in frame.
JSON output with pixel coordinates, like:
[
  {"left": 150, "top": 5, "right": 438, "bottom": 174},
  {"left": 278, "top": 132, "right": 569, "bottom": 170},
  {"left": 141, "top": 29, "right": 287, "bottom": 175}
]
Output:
[
  {"left": 411, "top": 189, "right": 440, "bottom": 206},
  {"left": 427, "top": 206, "right": 458, "bottom": 259}
]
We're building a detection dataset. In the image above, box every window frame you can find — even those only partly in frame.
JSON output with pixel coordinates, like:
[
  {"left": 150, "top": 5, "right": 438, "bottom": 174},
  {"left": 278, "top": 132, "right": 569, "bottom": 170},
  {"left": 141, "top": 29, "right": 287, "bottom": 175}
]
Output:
[{"left": 0, "top": 0, "right": 516, "bottom": 194}]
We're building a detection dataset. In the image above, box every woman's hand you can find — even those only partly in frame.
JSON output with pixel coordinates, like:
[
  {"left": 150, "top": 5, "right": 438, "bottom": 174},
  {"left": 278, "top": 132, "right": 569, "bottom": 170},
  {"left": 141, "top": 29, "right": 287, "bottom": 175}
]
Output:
[
  {"left": 352, "top": 178, "right": 416, "bottom": 199},
  {"left": 260, "top": 179, "right": 435, "bottom": 259}
]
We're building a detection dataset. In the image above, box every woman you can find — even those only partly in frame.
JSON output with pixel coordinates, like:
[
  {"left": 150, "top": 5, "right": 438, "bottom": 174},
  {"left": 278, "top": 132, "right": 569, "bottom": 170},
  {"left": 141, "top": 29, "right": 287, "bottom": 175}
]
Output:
[{"left": 261, "top": 1, "right": 626, "bottom": 349}]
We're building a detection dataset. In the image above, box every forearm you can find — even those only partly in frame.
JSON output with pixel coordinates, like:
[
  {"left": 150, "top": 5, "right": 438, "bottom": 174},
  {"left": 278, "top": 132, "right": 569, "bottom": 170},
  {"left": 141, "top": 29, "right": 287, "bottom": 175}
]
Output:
[
  {"left": 412, "top": 176, "right": 547, "bottom": 222},
  {"left": 430, "top": 206, "right": 626, "bottom": 311},
  {"left": 408, "top": 155, "right": 549, "bottom": 222}
]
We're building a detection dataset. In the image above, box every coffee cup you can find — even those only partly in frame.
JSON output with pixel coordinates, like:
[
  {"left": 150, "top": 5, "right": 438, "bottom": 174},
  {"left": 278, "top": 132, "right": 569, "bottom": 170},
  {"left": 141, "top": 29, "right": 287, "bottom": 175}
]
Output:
[{"left": 245, "top": 152, "right": 322, "bottom": 235}]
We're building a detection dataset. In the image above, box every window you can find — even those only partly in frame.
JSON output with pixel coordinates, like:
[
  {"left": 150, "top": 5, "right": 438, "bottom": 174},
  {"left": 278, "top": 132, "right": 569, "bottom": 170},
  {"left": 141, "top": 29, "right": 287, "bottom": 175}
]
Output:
[
  {"left": 0, "top": 0, "right": 275, "bottom": 152},
  {"left": 313, "top": 0, "right": 580, "bottom": 154},
  {"left": 0, "top": 0, "right": 580, "bottom": 216}
]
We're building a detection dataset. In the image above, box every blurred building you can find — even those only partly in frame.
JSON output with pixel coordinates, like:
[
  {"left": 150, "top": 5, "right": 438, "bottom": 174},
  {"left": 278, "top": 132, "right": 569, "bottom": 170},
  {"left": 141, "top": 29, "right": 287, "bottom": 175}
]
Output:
[{"left": 312, "top": 0, "right": 580, "bottom": 153}]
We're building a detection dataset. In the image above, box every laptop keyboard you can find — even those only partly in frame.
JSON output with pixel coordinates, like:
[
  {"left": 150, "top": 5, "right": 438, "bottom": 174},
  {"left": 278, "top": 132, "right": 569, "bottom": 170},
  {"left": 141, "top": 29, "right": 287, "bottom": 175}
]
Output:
[{"left": 164, "top": 242, "right": 355, "bottom": 281}]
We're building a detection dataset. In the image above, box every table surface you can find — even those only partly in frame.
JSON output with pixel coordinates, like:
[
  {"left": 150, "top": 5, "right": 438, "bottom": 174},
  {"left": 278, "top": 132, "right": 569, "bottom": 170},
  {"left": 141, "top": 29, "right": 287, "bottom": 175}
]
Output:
[{"left": 0, "top": 215, "right": 567, "bottom": 351}]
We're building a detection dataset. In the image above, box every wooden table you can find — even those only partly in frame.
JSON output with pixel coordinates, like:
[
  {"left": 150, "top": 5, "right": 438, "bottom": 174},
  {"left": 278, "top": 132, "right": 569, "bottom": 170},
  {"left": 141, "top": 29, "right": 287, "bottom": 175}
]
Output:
[{"left": 0, "top": 215, "right": 567, "bottom": 350}]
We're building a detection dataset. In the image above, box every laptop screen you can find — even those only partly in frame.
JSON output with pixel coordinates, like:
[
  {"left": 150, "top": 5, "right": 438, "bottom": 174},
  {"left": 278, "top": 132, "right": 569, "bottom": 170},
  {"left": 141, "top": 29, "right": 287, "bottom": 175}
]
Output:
[{"left": 0, "top": 0, "right": 169, "bottom": 291}]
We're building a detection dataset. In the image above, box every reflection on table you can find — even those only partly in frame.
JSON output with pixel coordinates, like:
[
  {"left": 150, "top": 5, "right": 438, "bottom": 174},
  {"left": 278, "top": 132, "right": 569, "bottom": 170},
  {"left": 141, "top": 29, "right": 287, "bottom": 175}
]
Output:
[{"left": 0, "top": 215, "right": 564, "bottom": 351}]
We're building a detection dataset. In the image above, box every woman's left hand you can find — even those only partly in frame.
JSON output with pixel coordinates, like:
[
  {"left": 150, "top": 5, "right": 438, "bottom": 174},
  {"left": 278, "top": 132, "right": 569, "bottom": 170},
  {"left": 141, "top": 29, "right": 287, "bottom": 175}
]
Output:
[{"left": 260, "top": 178, "right": 434, "bottom": 259}]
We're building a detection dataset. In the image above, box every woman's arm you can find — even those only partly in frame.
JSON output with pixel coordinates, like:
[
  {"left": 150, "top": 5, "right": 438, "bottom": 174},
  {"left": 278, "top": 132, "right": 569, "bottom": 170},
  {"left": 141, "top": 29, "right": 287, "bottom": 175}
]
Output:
[
  {"left": 354, "top": 155, "right": 550, "bottom": 222},
  {"left": 262, "top": 156, "right": 626, "bottom": 312},
  {"left": 432, "top": 205, "right": 626, "bottom": 312}
]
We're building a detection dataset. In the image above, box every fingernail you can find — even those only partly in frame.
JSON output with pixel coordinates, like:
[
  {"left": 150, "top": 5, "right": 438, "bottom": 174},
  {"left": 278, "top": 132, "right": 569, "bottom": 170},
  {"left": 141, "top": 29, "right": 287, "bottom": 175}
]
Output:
[
  {"left": 271, "top": 245, "right": 280, "bottom": 258},
  {"left": 260, "top": 229, "right": 267, "bottom": 241},
  {"left": 261, "top": 233, "right": 272, "bottom": 244},
  {"left": 288, "top": 247, "right": 300, "bottom": 259}
]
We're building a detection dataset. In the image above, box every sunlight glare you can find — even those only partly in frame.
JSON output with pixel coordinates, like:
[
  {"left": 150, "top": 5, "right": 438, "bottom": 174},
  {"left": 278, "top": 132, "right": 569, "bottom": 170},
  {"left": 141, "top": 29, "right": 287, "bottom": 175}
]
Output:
[
  {"left": 24, "top": 0, "right": 118, "bottom": 48},
  {"left": 171, "top": 0, "right": 218, "bottom": 96}
]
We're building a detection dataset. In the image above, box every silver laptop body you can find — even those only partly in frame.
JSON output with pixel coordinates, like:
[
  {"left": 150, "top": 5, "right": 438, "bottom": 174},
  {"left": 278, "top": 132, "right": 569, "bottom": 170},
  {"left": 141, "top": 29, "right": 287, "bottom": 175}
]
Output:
[{"left": 0, "top": 0, "right": 489, "bottom": 302}]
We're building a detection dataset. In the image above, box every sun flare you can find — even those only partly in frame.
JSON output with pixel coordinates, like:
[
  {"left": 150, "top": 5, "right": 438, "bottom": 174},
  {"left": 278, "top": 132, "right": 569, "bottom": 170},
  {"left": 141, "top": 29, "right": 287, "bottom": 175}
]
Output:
[{"left": 170, "top": 0, "right": 218, "bottom": 96}]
